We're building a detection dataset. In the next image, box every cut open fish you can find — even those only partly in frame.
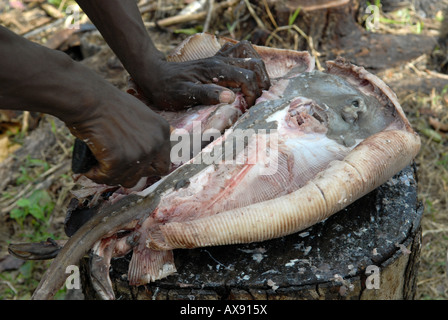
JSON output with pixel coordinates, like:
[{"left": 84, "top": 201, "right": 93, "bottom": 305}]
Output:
[{"left": 20, "top": 33, "right": 420, "bottom": 300}]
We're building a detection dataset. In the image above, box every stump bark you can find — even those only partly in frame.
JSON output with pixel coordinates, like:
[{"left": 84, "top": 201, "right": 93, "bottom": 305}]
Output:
[{"left": 80, "top": 165, "right": 422, "bottom": 300}]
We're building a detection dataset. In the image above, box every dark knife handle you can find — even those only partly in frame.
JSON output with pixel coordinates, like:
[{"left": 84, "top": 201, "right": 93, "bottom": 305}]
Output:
[{"left": 72, "top": 138, "right": 98, "bottom": 174}]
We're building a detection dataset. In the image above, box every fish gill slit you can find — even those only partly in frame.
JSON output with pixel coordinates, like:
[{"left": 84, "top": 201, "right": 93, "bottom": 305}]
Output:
[
  {"left": 343, "top": 159, "right": 365, "bottom": 182},
  {"left": 312, "top": 181, "right": 328, "bottom": 212}
]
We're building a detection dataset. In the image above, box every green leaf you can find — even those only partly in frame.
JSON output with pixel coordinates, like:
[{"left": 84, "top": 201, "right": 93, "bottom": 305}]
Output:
[
  {"left": 288, "top": 8, "right": 301, "bottom": 26},
  {"left": 47, "top": 0, "right": 62, "bottom": 7},
  {"left": 30, "top": 205, "right": 45, "bottom": 221},
  {"left": 10, "top": 208, "right": 25, "bottom": 220},
  {"left": 174, "top": 25, "right": 203, "bottom": 35},
  {"left": 16, "top": 198, "right": 31, "bottom": 208},
  {"left": 28, "top": 158, "right": 50, "bottom": 171},
  {"left": 19, "top": 261, "right": 33, "bottom": 279}
]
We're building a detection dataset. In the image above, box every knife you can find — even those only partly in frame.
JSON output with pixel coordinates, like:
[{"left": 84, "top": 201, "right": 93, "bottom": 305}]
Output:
[{"left": 71, "top": 126, "right": 179, "bottom": 174}]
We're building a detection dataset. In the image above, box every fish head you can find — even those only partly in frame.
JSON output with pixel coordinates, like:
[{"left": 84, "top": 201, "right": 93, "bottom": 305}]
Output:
[{"left": 284, "top": 70, "right": 396, "bottom": 147}]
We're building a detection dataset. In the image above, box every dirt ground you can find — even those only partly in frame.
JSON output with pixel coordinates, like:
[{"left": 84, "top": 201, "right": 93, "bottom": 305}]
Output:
[{"left": 0, "top": 0, "right": 447, "bottom": 300}]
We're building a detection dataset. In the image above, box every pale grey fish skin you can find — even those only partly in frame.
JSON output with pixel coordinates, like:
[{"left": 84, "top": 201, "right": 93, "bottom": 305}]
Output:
[{"left": 281, "top": 71, "right": 395, "bottom": 147}]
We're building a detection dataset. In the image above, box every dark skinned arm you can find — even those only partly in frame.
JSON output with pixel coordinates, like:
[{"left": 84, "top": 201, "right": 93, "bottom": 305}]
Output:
[
  {"left": 76, "top": 0, "right": 270, "bottom": 109},
  {"left": 0, "top": 25, "right": 170, "bottom": 187}
]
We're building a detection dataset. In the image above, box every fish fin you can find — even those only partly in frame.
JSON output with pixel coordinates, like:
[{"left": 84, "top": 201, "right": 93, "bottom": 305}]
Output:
[
  {"left": 128, "top": 247, "right": 176, "bottom": 285},
  {"left": 167, "top": 33, "right": 222, "bottom": 62},
  {"left": 167, "top": 33, "right": 315, "bottom": 78},
  {"left": 90, "top": 252, "right": 115, "bottom": 300}
]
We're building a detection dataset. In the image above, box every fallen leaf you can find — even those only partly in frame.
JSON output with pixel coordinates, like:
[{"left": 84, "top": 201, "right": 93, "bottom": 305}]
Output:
[{"left": 0, "top": 135, "right": 21, "bottom": 163}]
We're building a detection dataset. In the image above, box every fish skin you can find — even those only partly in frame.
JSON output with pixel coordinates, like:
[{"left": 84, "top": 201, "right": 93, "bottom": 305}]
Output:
[
  {"left": 90, "top": 236, "right": 118, "bottom": 300},
  {"left": 30, "top": 34, "right": 419, "bottom": 300},
  {"left": 280, "top": 71, "right": 395, "bottom": 147}
]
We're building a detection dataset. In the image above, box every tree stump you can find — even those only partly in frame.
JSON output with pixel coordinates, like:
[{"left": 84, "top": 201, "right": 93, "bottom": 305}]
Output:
[
  {"left": 267, "top": 0, "right": 436, "bottom": 71},
  {"left": 80, "top": 165, "right": 422, "bottom": 300}
]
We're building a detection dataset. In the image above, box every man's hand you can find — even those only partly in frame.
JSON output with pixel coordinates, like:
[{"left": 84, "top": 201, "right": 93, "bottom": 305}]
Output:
[
  {"left": 77, "top": 0, "right": 271, "bottom": 110},
  {"left": 67, "top": 90, "right": 171, "bottom": 188},
  {"left": 133, "top": 40, "right": 271, "bottom": 111},
  {"left": 0, "top": 25, "right": 171, "bottom": 188}
]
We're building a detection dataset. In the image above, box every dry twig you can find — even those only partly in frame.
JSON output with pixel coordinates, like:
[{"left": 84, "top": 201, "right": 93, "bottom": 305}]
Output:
[
  {"left": 266, "top": 25, "right": 323, "bottom": 71},
  {"left": 145, "top": 0, "right": 238, "bottom": 28},
  {"left": 243, "top": 0, "right": 265, "bottom": 30},
  {"left": 203, "top": 0, "right": 215, "bottom": 33}
]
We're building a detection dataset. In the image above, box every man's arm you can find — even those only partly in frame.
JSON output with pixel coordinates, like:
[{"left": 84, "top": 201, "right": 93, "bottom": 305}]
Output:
[
  {"left": 0, "top": 25, "right": 95, "bottom": 121},
  {"left": 76, "top": 0, "right": 270, "bottom": 109},
  {"left": 0, "top": 26, "right": 170, "bottom": 187}
]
